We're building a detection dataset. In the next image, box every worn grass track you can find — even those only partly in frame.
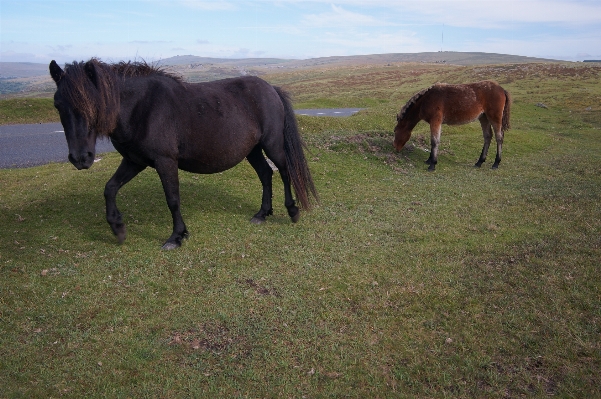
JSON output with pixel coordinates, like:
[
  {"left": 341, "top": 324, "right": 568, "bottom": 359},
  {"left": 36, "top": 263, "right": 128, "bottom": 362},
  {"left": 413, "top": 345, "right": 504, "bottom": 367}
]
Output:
[{"left": 1, "top": 62, "right": 600, "bottom": 398}]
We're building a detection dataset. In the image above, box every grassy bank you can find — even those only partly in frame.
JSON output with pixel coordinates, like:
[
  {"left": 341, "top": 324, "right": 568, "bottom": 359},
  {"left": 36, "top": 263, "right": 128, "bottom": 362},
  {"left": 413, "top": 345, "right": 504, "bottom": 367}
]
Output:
[
  {"left": 0, "top": 98, "right": 58, "bottom": 125},
  {"left": 1, "top": 63, "right": 600, "bottom": 397}
]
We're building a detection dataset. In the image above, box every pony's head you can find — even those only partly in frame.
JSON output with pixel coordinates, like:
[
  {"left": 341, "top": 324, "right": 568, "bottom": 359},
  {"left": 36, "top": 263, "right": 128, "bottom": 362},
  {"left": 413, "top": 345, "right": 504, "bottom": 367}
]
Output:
[
  {"left": 393, "top": 115, "right": 412, "bottom": 151},
  {"left": 393, "top": 86, "right": 431, "bottom": 151},
  {"left": 49, "top": 59, "right": 119, "bottom": 169}
]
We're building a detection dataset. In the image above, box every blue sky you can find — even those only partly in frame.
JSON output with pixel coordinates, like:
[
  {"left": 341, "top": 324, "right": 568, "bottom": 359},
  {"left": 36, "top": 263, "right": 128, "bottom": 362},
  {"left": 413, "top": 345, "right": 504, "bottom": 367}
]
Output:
[{"left": 1, "top": 0, "right": 600, "bottom": 64}]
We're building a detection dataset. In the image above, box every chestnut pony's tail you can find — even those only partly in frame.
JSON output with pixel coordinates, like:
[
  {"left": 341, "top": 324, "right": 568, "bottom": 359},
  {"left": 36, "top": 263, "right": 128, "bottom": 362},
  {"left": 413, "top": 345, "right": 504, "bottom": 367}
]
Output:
[{"left": 502, "top": 90, "right": 512, "bottom": 132}]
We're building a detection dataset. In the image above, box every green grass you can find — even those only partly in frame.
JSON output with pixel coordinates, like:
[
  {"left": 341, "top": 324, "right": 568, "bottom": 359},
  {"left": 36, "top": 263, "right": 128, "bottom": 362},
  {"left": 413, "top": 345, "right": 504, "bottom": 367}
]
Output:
[
  {"left": 0, "top": 98, "right": 58, "bottom": 125},
  {"left": 1, "top": 63, "right": 600, "bottom": 398}
]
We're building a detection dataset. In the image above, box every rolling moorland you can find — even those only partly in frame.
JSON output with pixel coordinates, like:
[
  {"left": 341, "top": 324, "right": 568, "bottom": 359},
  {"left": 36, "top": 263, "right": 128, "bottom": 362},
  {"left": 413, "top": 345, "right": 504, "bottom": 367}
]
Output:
[
  {"left": 0, "top": 52, "right": 558, "bottom": 98},
  {"left": 0, "top": 53, "right": 600, "bottom": 397}
]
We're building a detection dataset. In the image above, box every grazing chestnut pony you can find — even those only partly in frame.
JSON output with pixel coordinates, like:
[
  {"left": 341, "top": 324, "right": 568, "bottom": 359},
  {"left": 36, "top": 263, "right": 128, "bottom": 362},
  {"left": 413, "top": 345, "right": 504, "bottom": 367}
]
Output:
[
  {"left": 393, "top": 81, "right": 511, "bottom": 171},
  {"left": 49, "top": 58, "right": 317, "bottom": 250}
]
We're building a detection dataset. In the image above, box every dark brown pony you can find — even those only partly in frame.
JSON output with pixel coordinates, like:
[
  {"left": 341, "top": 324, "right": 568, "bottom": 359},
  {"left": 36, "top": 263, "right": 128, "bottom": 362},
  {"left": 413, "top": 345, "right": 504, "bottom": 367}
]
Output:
[
  {"left": 49, "top": 58, "right": 318, "bottom": 250},
  {"left": 393, "top": 81, "right": 511, "bottom": 171}
]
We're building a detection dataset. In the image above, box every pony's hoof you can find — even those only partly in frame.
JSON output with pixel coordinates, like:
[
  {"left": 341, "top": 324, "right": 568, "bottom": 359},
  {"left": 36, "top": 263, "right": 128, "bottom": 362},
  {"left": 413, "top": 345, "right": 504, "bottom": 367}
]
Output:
[
  {"left": 427, "top": 166, "right": 436, "bottom": 172},
  {"left": 491, "top": 164, "right": 499, "bottom": 169},
  {"left": 250, "top": 216, "right": 265, "bottom": 225},
  {"left": 288, "top": 206, "right": 300, "bottom": 223},
  {"left": 111, "top": 223, "right": 126, "bottom": 243},
  {"left": 474, "top": 162, "right": 483, "bottom": 168},
  {"left": 161, "top": 241, "right": 180, "bottom": 250}
]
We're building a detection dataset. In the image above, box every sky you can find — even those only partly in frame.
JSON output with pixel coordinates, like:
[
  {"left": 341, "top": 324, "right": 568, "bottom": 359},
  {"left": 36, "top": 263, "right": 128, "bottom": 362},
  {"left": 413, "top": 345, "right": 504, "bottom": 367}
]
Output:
[{"left": 1, "top": 0, "right": 601, "bottom": 64}]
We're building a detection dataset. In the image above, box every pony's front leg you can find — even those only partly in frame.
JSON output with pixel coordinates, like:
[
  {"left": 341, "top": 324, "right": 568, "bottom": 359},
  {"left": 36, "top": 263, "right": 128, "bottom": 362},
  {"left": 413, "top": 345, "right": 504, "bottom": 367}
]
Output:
[
  {"left": 104, "top": 158, "right": 146, "bottom": 243},
  {"left": 155, "top": 158, "right": 188, "bottom": 250},
  {"left": 426, "top": 122, "right": 442, "bottom": 171}
]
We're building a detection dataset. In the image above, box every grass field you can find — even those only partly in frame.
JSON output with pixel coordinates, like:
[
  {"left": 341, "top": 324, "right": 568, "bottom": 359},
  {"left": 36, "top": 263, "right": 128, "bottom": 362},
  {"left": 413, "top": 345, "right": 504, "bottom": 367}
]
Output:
[
  {"left": 1, "top": 62, "right": 600, "bottom": 398},
  {"left": 0, "top": 97, "right": 57, "bottom": 125}
]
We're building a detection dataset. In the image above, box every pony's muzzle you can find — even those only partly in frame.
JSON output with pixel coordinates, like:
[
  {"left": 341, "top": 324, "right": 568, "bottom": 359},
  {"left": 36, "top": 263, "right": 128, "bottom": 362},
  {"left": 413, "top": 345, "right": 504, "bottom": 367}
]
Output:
[
  {"left": 393, "top": 128, "right": 409, "bottom": 152},
  {"left": 393, "top": 139, "right": 405, "bottom": 152},
  {"left": 69, "top": 151, "right": 95, "bottom": 170}
]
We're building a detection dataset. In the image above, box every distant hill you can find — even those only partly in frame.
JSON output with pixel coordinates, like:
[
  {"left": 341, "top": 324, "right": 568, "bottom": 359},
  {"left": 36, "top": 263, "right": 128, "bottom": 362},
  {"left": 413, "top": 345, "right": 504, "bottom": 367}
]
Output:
[
  {"left": 0, "top": 52, "right": 564, "bottom": 97},
  {"left": 0, "top": 62, "right": 50, "bottom": 79},
  {"left": 273, "top": 52, "right": 559, "bottom": 68},
  {"left": 158, "top": 52, "right": 559, "bottom": 68},
  {"left": 158, "top": 55, "right": 288, "bottom": 67},
  {"left": 0, "top": 52, "right": 560, "bottom": 78}
]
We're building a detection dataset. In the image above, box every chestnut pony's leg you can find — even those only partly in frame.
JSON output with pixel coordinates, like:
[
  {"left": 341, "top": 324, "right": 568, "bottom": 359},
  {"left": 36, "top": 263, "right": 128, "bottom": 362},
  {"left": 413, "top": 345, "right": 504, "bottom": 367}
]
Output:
[
  {"left": 475, "top": 114, "right": 493, "bottom": 167},
  {"left": 426, "top": 120, "right": 442, "bottom": 171}
]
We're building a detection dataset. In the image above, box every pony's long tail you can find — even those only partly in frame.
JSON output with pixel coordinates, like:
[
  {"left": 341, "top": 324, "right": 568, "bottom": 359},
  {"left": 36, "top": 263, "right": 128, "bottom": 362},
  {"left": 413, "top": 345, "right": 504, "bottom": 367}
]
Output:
[
  {"left": 502, "top": 90, "right": 512, "bottom": 131},
  {"left": 273, "top": 86, "right": 319, "bottom": 210}
]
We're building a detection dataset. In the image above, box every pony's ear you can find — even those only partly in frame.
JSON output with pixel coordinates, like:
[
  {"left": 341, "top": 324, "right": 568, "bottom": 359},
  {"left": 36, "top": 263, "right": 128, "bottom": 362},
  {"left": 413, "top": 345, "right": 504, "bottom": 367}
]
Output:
[
  {"left": 49, "top": 60, "right": 64, "bottom": 84},
  {"left": 84, "top": 60, "right": 100, "bottom": 88}
]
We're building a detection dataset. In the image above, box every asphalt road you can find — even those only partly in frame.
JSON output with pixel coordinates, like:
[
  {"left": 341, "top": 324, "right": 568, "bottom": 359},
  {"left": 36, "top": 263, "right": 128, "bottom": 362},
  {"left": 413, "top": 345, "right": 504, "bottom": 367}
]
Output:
[
  {"left": 295, "top": 108, "right": 363, "bottom": 117},
  {"left": 0, "top": 123, "right": 115, "bottom": 169},
  {"left": 0, "top": 109, "right": 363, "bottom": 169}
]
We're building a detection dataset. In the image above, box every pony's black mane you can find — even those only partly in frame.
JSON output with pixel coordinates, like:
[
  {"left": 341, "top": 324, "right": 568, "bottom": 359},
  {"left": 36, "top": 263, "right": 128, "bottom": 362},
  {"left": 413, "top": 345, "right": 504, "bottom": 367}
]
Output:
[
  {"left": 57, "top": 58, "right": 182, "bottom": 137},
  {"left": 63, "top": 58, "right": 182, "bottom": 82},
  {"left": 111, "top": 60, "right": 183, "bottom": 82}
]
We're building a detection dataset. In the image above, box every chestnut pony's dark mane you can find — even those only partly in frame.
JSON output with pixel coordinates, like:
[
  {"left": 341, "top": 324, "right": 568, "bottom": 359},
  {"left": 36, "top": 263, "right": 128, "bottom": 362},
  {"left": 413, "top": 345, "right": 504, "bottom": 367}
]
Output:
[
  {"left": 56, "top": 58, "right": 182, "bottom": 137},
  {"left": 397, "top": 84, "right": 443, "bottom": 122}
]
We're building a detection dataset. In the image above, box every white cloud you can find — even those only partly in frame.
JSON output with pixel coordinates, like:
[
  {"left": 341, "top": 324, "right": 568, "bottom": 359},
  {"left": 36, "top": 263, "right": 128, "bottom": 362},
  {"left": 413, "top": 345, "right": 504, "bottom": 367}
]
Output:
[
  {"left": 178, "top": 0, "right": 238, "bottom": 11},
  {"left": 277, "top": 0, "right": 601, "bottom": 28},
  {"left": 302, "top": 4, "right": 384, "bottom": 27},
  {"left": 314, "top": 31, "right": 424, "bottom": 54},
  {"left": 0, "top": 50, "right": 48, "bottom": 63},
  {"left": 400, "top": 0, "right": 601, "bottom": 28}
]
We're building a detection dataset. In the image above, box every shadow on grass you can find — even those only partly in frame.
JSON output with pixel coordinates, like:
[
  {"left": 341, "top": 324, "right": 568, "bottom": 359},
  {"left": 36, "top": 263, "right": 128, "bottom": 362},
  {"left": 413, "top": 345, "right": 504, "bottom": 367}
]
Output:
[{"left": 0, "top": 164, "right": 277, "bottom": 255}]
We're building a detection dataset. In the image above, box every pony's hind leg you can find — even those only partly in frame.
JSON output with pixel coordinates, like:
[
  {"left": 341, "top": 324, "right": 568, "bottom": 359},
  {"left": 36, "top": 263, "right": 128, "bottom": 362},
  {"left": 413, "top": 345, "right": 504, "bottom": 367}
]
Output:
[
  {"left": 491, "top": 122, "right": 504, "bottom": 169},
  {"left": 261, "top": 147, "right": 300, "bottom": 223},
  {"left": 246, "top": 145, "right": 274, "bottom": 224},
  {"left": 279, "top": 167, "right": 300, "bottom": 223},
  {"left": 475, "top": 114, "right": 493, "bottom": 167},
  {"left": 426, "top": 121, "right": 442, "bottom": 171},
  {"left": 104, "top": 158, "right": 146, "bottom": 244}
]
